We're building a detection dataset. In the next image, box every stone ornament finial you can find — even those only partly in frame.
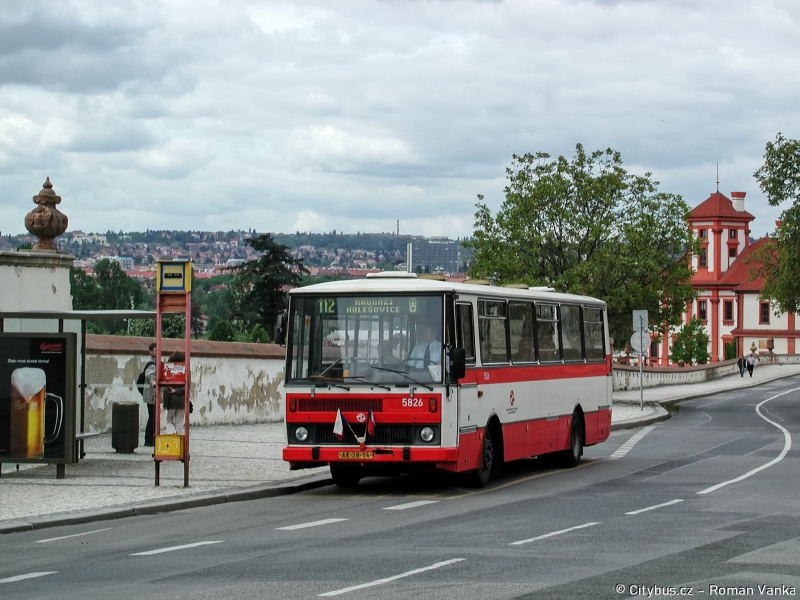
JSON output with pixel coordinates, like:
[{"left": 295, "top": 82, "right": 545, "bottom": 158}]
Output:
[{"left": 24, "top": 177, "right": 69, "bottom": 251}]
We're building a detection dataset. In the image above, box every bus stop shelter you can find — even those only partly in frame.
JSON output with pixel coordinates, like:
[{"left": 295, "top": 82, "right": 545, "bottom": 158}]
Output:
[{"left": 0, "top": 309, "right": 156, "bottom": 478}]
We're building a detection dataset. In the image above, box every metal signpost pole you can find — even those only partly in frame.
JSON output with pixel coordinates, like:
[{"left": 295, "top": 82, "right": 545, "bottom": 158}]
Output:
[
  {"left": 639, "top": 316, "right": 644, "bottom": 410},
  {"left": 631, "top": 310, "right": 649, "bottom": 411}
]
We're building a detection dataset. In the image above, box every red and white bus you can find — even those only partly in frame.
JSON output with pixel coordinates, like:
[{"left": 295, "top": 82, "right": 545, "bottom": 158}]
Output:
[{"left": 280, "top": 273, "right": 612, "bottom": 487}]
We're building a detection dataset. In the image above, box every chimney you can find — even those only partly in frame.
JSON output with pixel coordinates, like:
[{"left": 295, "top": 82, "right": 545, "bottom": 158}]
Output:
[{"left": 731, "top": 191, "right": 746, "bottom": 212}]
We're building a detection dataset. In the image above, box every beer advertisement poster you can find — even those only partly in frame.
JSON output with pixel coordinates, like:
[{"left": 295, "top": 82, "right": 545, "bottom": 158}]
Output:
[{"left": 0, "top": 333, "right": 76, "bottom": 463}]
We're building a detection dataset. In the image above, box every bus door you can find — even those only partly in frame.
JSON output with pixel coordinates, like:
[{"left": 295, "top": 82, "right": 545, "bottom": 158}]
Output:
[{"left": 455, "top": 302, "right": 480, "bottom": 453}]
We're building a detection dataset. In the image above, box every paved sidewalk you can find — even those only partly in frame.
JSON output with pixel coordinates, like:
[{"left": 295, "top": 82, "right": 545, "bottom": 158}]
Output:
[{"left": 3, "top": 363, "right": 800, "bottom": 533}]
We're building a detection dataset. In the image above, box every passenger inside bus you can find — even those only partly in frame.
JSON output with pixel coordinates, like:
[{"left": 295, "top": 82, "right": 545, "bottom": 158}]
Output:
[{"left": 538, "top": 320, "right": 560, "bottom": 361}]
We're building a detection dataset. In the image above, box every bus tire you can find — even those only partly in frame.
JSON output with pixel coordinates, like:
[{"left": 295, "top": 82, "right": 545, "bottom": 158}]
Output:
[
  {"left": 560, "top": 412, "right": 583, "bottom": 468},
  {"left": 330, "top": 464, "right": 361, "bottom": 488},
  {"left": 470, "top": 426, "right": 495, "bottom": 488}
]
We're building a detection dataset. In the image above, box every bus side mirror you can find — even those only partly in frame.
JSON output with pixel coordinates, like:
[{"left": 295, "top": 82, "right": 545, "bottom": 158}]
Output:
[
  {"left": 449, "top": 347, "right": 466, "bottom": 380},
  {"left": 275, "top": 311, "right": 287, "bottom": 346}
]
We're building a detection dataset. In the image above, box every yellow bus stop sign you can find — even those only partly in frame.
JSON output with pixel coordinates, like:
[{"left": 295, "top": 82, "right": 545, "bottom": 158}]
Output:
[{"left": 156, "top": 259, "right": 192, "bottom": 293}]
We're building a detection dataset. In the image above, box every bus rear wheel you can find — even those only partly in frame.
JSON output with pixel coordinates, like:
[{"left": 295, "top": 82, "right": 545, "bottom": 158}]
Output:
[
  {"left": 330, "top": 464, "right": 362, "bottom": 488},
  {"left": 560, "top": 413, "right": 583, "bottom": 468},
  {"left": 470, "top": 427, "right": 495, "bottom": 488}
]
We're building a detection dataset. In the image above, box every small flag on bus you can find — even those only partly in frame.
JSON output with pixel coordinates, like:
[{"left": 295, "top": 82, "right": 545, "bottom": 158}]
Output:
[
  {"left": 333, "top": 408, "right": 347, "bottom": 441},
  {"left": 367, "top": 407, "right": 376, "bottom": 437}
]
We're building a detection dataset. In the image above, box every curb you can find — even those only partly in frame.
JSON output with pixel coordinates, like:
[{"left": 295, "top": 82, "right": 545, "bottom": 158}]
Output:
[
  {"left": 611, "top": 406, "right": 671, "bottom": 431},
  {"left": 0, "top": 474, "right": 332, "bottom": 536},
  {"left": 653, "top": 370, "right": 800, "bottom": 409}
]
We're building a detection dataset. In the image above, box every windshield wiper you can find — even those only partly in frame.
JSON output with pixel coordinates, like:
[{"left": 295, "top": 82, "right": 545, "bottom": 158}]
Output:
[
  {"left": 309, "top": 374, "right": 390, "bottom": 392},
  {"left": 370, "top": 366, "right": 434, "bottom": 391},
  {"left": 343, "top": 375, "right": 391, "bottom": 391},
  {"left": 309, "top": 375, "right": 351, "bottom": 391}
]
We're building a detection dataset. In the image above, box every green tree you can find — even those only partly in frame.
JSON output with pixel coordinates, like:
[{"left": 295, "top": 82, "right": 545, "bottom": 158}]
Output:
[
  {"left": 69, "top": 267, "right": 102, "bottom": 309},
  {"left": 94, "top": 258, "right": 146, "bottom": 311},
  {"left": 670, "top": 317, "right": 710, "bottom": 365},
  {"left": 465, "top": 144, "right": 698, "bottom": 342},
  {"left": 235, "top": 233, "right": 308, "bottom": 339},
  {"left": 753, "top": 133, "right": 800, "bottom": 313},
  {"left": 208, "top": 320, "right": 235, "bottom": 342}
]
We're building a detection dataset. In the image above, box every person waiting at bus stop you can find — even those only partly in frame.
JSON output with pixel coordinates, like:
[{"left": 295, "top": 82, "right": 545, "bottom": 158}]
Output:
[{"left": 406, "top": 322, "right": 442, "bottom": 370}]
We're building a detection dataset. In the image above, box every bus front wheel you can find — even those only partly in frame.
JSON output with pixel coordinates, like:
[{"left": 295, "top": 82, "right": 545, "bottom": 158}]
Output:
[
  {"left": 330, "top": 464, "right": 362, "bottom": 488},
  {"left": 560, "top": 413, "right": 583, "bottom": 468},
  {"left": 470, "top": 427, "right": 495, "bottom": 488}
]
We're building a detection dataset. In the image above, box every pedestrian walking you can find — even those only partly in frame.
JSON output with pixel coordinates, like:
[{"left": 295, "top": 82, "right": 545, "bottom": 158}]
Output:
[
  {"left": 737, "top": 355, "right": 746, "bottom": 377},
  {"left": 141, "top": 343, "right": 158, "bottom": 445},
  {"left": 746, "top": 354, "right": 756, "bottom": 378}
]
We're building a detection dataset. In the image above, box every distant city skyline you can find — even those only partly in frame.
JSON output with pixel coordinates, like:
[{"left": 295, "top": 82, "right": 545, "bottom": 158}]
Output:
[{"left": 1, "top": 1, "right": 797, "bottom": 240}]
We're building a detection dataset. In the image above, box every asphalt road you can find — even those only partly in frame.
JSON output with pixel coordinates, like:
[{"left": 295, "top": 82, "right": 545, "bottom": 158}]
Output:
[{"left": 3, "top": 377, "right": 800, "bottom": 599}]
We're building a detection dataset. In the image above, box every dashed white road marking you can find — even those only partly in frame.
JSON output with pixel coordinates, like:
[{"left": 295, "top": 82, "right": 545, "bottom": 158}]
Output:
[
  {"left": 625, "top": 498, "right": 684, "bottom": 515},
  {"left": 384, "top": 500, "right": 439, "bottom": 511},
  {"left": 697, "top": 386, "right": 798, "bottom": 495},
  {"left": 277, "top": 518, "right": 348, "bottom": 531},
  {"left": 131, "top": 541, "right": 223, "bottom": 556},
  {"left": 610, "top": 426, "right": 655, "bottom": 459},
  {"left": 0, "top": 572, "right": 58, "bottom": 584},
  {"left": 509, "top": 522, "right": 600, "bottom": 546},
  {"left": 36, "top": 528, "right": 111, "bottom": 543},
  {"left": 318, "top": 558, "right": 465, "bottom": 597}
]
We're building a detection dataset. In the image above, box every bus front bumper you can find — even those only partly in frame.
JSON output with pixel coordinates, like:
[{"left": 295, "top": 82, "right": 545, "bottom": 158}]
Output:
[{"left": 283, "top": 446, "right": 459, "bottom": 471}]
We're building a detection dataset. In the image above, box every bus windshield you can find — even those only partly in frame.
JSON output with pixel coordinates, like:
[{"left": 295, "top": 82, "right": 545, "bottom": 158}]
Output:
[{"left": 287, "top": 294, "right": 444, "bottom": 386}]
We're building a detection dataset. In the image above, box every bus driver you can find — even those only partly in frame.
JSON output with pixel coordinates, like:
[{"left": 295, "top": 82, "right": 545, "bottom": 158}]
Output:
[{"left": 406, "top": 322, "right": 442, "bottom": 370}]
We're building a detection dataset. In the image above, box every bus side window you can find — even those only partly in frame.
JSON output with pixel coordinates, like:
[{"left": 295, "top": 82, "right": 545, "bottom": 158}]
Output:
[
  {"left": 478, "top": 300, "right": 509, "bottom": 364},
  {"left": 509, "top": 301, "right": 535, "bottom": 363},
  {"left": 456, "top": 303, "right": 476, "bottom": 365},
  {"left": 535, "top": 303, "right": 561, "bottom": 362},
  {"left": 561, "top": 304, "right": 583, "bottom": 362},
  {"left": 583, "top": 307, "right": 605, "bottom": 361}
]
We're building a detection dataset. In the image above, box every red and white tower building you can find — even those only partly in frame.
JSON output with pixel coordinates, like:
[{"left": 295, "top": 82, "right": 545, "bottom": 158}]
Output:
[{"left": 658, "top": 190, "right": 799, "bottom": 364}]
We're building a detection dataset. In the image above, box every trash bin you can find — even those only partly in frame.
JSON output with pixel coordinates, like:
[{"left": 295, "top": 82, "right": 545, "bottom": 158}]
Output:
[{"left": 111, "top": 402, "right": 139, "bottom": 454}]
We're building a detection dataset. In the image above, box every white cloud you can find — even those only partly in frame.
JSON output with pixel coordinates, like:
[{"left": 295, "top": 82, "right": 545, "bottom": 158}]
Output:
[{"left": 0, "top": 0, "right": 799, "bottom": 238}]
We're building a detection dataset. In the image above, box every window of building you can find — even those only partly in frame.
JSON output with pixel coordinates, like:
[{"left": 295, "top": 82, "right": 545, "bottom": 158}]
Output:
[
  {"left": 698, "top": 300, "right": 707, "bottom": 321},
  {"left": 699, "top": 248, "right": 707, "bottom": 268},
  {"left": 760, "top": 302, "right": 771, "bottom": 325},
  {"left": 729, "top": 229, "right": 737, "bottom": 239},
  {"left": 699, "top": 229, "right": 707, "bottom": 239},
  {"left": 729, "top": 247, "right": 737, "bottom": 259},
  {"left": 724, "top": 300, "right": 734, "bottom": 322}
]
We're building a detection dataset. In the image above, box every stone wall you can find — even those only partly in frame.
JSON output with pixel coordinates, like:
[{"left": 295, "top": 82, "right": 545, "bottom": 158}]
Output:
[
  {"left": 84, "top": 336, "right": 286, "bottom": 432},
  {"left": 612, "top": 354, "right": 793, "bottom": 391}
]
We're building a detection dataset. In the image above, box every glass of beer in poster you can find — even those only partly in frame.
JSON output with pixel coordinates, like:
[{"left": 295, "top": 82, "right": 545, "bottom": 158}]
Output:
[{"left": 10, "top": 367, "right": 63, "bottom": 459}]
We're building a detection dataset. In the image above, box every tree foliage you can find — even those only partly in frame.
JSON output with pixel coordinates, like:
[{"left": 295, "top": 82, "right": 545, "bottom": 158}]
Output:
[
  {"left": 669, "top": 317, "right": 710, "bottom": 365},
  {"left": 70, "top": 259, "right": 149, "bottom": 335},
  {"left": 234, "top": 233, "right": 309, "bottom": 339},
  {"left": 465, "top": 145, "right": 698, "bottom": 342},
  {"left": 753, "top": 133, "right": 800, "bottom": 313}
]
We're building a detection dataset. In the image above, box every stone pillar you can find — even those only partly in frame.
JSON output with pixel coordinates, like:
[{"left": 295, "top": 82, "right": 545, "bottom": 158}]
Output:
[
  {"left": 0, "top": 251, "right": 74, "bottom": 311},
  {"left": 0, "top": 178, "right": 74, "bottom": 313}
]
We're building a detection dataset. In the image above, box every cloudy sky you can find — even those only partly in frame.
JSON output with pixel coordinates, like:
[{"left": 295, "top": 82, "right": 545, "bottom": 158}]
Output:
[{"left": 1, "top": 0, "right": 798, "bottom": 239}]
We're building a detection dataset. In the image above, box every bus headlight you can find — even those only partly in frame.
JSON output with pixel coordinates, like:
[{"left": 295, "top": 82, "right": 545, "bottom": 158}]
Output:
[
  {"left": 295, "top": 426, "right": 310, "bottom": 442},
  {"left": 420, "top": 427, "right": 435, "bottom": 443}
]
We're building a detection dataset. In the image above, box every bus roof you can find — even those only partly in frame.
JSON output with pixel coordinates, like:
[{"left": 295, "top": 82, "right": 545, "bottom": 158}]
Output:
[{"left": 289, "top": 275, "right": 606, "bottom": 307}]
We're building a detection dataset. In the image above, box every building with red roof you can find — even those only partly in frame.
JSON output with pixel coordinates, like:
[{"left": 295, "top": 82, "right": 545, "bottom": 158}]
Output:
[{"left": 657, "top": 190, "right": 793, "bottom": 364}]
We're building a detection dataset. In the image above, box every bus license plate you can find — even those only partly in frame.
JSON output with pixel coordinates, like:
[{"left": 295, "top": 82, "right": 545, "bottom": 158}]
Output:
[{"left": 338, "top": 451, "right": 373, "bottom": 460}]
